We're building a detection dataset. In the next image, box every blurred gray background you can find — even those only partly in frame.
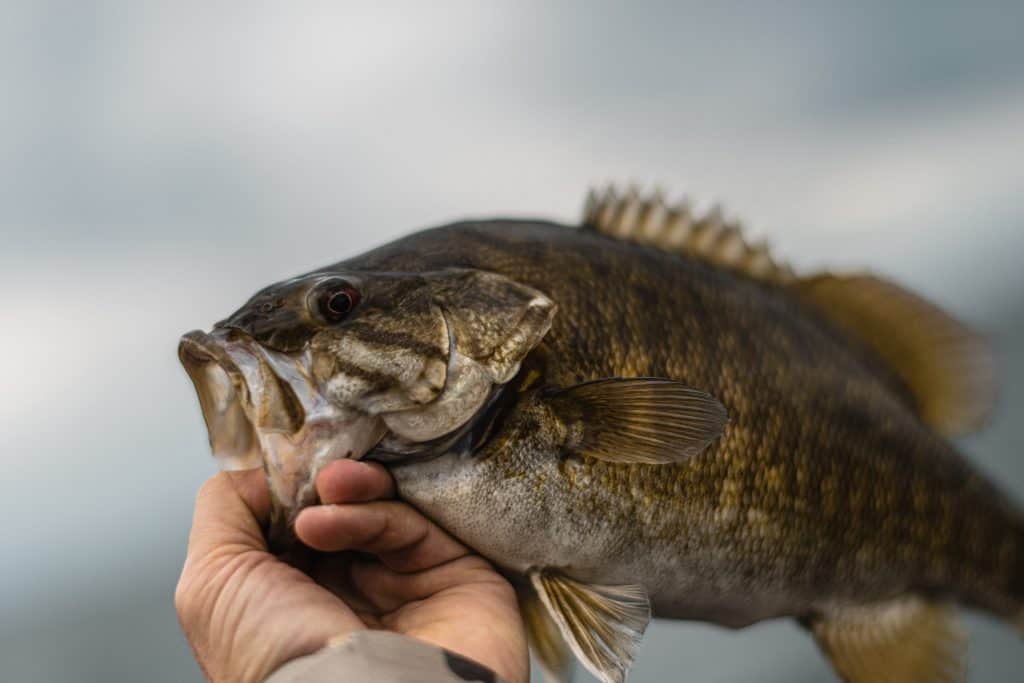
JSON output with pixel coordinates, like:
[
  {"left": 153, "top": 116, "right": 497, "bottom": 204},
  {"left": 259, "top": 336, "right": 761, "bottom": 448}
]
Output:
[{"left": 2, "top": 1, "right": 1023, "bottom": 681}]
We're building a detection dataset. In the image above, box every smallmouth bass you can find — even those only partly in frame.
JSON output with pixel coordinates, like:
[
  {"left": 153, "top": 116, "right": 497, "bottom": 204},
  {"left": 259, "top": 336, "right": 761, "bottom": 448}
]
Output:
[{"left": 179, "top": 186, "right": 1023, "bottom": 683}]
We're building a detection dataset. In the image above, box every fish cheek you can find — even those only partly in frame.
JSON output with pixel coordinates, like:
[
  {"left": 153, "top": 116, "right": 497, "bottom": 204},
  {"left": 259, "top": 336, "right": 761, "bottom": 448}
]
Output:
[
  {"left": 306, "top": 307, "right": 450, "bottom": 414},
  {"left": 382, "top": 351, "right": 493, "bottom": 442}
]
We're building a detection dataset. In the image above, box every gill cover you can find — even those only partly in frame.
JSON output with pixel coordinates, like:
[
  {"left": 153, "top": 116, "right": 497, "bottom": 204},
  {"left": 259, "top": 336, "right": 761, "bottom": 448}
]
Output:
[{"left": 380, "top": 269, "right": 557, "bottom": 442}]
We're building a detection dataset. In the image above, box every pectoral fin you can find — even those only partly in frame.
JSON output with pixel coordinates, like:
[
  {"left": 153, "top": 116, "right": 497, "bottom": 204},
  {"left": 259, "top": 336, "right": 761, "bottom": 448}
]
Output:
[
  {"left": 529, "top": 569, "right": 650, "bottom": 683},
  {"left": 548, "top": 378, "right": 728, "bottom": 464},
  {"left": 807, "top": 598, "right": 966, "bottom": 683},
  {"left": 518, "top": 582, "right": 575, "bottom": 683}
]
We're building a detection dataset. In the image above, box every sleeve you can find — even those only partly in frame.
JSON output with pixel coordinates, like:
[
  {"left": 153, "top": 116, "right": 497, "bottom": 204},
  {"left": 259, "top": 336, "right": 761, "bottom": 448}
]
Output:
[{"left": 264, "top": 630, "right": 503, "bottom": 683}]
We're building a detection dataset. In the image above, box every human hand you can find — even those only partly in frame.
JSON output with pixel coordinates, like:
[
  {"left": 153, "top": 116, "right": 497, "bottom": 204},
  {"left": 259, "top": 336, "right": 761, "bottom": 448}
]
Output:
[{"left": 175, "top": 460, "right": 528, "bottom": 683}]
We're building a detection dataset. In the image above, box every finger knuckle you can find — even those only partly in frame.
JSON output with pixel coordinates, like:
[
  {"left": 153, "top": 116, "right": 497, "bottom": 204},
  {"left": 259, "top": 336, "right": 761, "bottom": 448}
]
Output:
[
  {"left": 173, "top": 575, "right": 196, "bottom": 622},
  {"left": 196, "top": 472, "right": 229, "bottom": 502}
]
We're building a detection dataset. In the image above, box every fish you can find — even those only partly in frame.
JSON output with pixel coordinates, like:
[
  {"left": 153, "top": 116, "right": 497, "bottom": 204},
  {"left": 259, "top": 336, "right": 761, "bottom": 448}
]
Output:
[{"left": 179, "top": 185, "right": 1024, "bottom": 683}]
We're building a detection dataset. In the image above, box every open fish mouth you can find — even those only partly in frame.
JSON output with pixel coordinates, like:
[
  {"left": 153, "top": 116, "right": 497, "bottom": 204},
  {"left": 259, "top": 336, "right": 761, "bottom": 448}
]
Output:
[
  {"left": 178, "top": 329, "right": 386, "bottom": 518},
  {"left": 178, "top": 330, "right": 266, "bottom": 472}
]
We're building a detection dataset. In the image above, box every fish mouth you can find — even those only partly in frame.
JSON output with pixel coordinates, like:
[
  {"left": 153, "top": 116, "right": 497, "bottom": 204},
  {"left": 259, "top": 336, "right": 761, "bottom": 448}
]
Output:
[
  {"left": 178, "top": 329, "right": 386, "bottom": 518},
  {"left": 179, "top": 330, "right": 266, "bottom": 471}
]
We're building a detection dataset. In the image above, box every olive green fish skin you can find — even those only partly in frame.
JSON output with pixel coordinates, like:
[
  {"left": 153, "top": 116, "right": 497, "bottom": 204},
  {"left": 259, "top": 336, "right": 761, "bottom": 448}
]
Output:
[{"left": 327, "top": 219, "right": 1024, "bottom": 627}]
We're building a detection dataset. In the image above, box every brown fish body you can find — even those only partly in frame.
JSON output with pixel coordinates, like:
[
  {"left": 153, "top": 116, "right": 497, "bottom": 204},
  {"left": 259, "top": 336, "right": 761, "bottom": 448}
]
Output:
[
  {"left": 349, "top": 220, "right": 1023, "bottom": 626},
  {"left": 181, "top": 190, "right": 1023, "bottom": 682}
]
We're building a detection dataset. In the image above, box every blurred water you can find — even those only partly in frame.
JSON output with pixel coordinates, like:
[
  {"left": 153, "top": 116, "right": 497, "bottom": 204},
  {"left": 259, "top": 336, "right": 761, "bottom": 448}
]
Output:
[{"left": 2, "top": 2, "right": 1022, "bottom": 681}]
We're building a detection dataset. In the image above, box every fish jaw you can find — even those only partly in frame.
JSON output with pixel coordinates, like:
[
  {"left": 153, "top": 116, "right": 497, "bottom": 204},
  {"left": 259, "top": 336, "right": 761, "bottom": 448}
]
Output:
[
  {"left": 178, "top": 329, "right": 386, "bottom": 526},
  {"left": 179, "top": 330, "right": 264, "bottom": 470}
]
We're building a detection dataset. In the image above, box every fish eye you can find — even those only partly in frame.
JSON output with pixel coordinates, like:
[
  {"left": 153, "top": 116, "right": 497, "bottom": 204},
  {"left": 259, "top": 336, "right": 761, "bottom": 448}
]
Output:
[{"left": 316, "top": 283, "right": 361, "bottom": 323}]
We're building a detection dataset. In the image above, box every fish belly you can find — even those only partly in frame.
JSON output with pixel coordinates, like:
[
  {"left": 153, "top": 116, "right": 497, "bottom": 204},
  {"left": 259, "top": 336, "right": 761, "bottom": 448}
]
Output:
[
  {"left": 390, "top": 451, "right": 816, "bottom": 629},
  {"left": 393, "top": 424, "right": 1024, "bottom": 631}
]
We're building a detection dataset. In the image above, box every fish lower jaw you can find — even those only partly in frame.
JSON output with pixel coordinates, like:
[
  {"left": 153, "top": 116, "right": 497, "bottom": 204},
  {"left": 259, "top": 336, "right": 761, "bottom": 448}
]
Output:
[{"left": 259, "top": 415, "right": 387, "bottom": 513}]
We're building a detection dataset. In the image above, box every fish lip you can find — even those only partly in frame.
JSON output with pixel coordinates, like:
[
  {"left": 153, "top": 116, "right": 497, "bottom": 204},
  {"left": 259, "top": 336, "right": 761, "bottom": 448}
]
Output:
[
  {"left": 178, "top": 329, "right": 244, "bottom": 379},
  {"left": 178, "top": 329, "right": 264, "bottom": 470}
]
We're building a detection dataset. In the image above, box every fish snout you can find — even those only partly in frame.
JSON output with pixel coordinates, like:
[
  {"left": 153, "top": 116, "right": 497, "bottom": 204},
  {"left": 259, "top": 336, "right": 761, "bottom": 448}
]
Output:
[{"left": 214, "top": 289, "right": 314, "bottom": 353}]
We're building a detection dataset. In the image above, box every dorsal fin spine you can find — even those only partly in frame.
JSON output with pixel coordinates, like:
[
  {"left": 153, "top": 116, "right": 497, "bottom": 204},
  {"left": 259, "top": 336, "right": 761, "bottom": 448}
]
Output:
[
  {"left": 637, "top": 192, "right": 666, "bottom": 240},
  {"left": 582, "top": 184, "right": 796, "bottom": 286},
  {"left": 663, "top": 204, "right": 692, "bottom": 248},
  {"left": 580, "top": 183, "right": 991, "bottom": 436}
]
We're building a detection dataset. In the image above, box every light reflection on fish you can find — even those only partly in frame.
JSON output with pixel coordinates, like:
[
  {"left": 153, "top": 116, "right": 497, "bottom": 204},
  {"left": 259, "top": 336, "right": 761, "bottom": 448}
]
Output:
[{"left": 179, "top": 186, "right": 1022, "bottom": 683}]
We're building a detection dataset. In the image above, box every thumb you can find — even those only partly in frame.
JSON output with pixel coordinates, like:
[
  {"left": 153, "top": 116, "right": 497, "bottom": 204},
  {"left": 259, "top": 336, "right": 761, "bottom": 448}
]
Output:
[{"left": 186, "top": 469, "right": 271, "bottom": 562}]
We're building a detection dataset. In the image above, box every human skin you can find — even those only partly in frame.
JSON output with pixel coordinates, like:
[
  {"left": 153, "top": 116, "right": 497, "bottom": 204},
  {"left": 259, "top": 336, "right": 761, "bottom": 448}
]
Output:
[{"left": 175, "top": 459, "right": 529, "bottom": 683}]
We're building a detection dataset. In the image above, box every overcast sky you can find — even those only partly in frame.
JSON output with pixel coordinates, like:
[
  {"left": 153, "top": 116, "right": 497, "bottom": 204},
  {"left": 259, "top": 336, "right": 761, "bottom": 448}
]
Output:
[{"left": 2, "top": 2, "right": 1023, "bottom": 681}]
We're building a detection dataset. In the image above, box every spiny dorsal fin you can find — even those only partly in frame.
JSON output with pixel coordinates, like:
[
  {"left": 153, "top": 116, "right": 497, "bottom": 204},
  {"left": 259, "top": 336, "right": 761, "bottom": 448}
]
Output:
[
  {"left": 809, "top": 598, "right": 967, "bottom": 683},
  {"left": 797, "top": 274, "right": 995, "bottom": 437},
  {"left": 582, "top": 184, "right": 996, "bottom": 437},
  {"left": 518, "top": 582, "right": 575, "bottom": 682},
  {"left": 530, "top": 569, "right": 650, "bottom": 683},
  {"left": 581, "top": 184, "right": 796, "bottom": 285}
]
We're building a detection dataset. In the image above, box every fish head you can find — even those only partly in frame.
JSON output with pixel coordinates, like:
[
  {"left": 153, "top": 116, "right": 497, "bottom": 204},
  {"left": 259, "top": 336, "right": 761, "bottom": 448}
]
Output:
[{"left": 179, "top": 267, "right": 555, "bottom": 535}]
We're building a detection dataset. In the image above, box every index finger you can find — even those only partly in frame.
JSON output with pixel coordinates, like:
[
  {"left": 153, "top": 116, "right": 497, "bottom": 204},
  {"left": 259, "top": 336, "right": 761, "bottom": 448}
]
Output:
[{"left": 295, "top": 500, "right": 468, "bottom": 573}]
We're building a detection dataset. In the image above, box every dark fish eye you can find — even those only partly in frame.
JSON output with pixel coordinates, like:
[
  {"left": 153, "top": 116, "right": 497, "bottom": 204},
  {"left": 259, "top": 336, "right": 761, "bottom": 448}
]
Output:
[{"left": 317, "top": 283, "right": 360, "bottom": 323}]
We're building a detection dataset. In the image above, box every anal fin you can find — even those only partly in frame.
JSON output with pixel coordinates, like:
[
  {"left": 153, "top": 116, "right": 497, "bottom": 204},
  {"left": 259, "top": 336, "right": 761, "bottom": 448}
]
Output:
[{"left": 808, "top": 597, "right": 966, "bottom": 683}]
